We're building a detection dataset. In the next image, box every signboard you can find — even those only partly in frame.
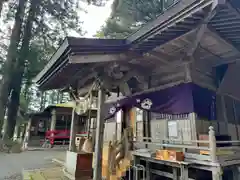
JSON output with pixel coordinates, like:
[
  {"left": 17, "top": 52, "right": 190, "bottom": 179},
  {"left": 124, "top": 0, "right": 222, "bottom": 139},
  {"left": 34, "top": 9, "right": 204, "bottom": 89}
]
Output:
[
  {"left": 136, "top": 108, "right": 143, "bottom": 122},
  {"left": 116, "top": 110, "right": 122, "bottom": 123},
  {"left": 168, "top": 121, "right": 178, "bottom": 137}
]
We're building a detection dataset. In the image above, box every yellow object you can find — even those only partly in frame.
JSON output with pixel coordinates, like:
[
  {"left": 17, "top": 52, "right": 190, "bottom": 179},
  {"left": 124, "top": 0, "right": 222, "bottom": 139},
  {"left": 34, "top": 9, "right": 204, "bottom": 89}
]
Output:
[
  {"left": 130, "top": 108, "right": 136, "bottom": 137},
  {"left": 156, "top": 150, "right": 169, "bottom": 160},
  {"left": 82, "top": 138, "right": 93, "bottom": 153},
  {"left": 200, "top": 150, "right": 234, "bottom": 155}
]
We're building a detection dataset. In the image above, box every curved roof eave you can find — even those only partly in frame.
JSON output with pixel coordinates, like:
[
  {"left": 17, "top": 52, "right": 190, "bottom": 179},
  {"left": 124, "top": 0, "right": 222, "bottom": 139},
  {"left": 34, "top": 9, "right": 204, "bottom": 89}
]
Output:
[{"left": 34, "top": 37, "right": 129, "bottom": 89}]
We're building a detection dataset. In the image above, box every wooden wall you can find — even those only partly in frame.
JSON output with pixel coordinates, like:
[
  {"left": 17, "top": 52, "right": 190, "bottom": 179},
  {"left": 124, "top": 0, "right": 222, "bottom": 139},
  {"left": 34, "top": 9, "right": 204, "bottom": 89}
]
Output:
[
  {"left": 196, "top": 95, "right": 240, "bottom": 141},
  {"left": 103, "top": 92, "right": 240, "bottom": 146}
]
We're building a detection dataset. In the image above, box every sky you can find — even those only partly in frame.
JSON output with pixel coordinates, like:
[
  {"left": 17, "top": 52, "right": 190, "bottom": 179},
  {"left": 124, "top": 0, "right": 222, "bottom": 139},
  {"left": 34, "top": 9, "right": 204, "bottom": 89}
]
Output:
[
  {"left": 78, "top": 1, "right": 113, "bottom": 37},
  {"left": 0, "top": 1, "right": 113, "bottom": 42}
]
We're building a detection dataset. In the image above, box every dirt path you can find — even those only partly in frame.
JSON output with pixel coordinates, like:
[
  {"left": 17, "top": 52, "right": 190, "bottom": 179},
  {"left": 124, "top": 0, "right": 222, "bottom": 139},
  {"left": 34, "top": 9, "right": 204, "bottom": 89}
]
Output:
[{"left": 0, "top": 150, "right": 65, "bottom": 180}]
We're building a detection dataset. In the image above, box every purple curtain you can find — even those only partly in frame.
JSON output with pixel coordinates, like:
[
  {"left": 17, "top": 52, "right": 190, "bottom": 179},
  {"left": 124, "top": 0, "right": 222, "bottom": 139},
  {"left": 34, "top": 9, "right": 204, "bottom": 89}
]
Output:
[{"left": 103, "top": 83, "right": 216, "bottom": 121}]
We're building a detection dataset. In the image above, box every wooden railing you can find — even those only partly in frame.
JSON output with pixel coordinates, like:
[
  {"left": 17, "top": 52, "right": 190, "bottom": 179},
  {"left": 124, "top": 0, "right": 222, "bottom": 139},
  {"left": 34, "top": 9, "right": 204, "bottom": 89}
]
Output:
[{"left": 134, "top": 126, "right": 240, "bottom": 166}]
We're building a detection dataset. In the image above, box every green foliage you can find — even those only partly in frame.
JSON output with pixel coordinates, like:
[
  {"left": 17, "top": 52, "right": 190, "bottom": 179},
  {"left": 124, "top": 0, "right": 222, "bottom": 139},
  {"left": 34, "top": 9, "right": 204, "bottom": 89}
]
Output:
[
  {"left": 0, "top": 0, "right": 85, "bottom": 136},
  {"left": 21, "top": 0, "right": 85, "bottom": 113},
  {"left": 100, "top": 0, "right": 176, "bottom": 38}
]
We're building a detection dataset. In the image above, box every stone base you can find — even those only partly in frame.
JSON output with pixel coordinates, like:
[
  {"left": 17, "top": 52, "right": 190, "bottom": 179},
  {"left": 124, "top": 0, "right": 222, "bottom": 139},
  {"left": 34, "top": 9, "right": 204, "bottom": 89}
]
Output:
[{"left": 65, "top": 151, "right": 93, "bottom": 179}]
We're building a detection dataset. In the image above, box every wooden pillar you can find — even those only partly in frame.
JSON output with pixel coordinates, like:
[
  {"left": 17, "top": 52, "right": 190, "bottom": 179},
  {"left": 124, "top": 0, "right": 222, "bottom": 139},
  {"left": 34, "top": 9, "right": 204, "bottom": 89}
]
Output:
[
  {"left": 121, "top": 107, "right": 128, "bottom": 134},
  {"left": 91, "top": 118, "right": 97, "bottom": 147},
  {"left": 220, "top": 95, "right": 228, "bottom": 134},
  {"left": 233, "top": 166, "right": 240, "bottom": 180},
  {"left": 93, "top": 88, "right": 105, "bottom": 180},
  {"left": 143, "top": 111, "right": 148, "bottom": 148},
  {"left": 212, "top": 167, "right": 222, "bottom": 180},
  {"left": 50, "top": 109, "right": 57, "bottom": 131},
  {"left": 69, "top": 107, "right": 76, "bottom": 151},
  {"left": 189, "top": 113, "right": 198, "bottom": 143},
  {"left": 233, "top": 100, "right": 239, "bottom": 140},
  {"left": 143, "top": 76, "right": 152, "bottom": 148},
  {"left": 209, "top": 126, "right": 217, "bottom": 163}
]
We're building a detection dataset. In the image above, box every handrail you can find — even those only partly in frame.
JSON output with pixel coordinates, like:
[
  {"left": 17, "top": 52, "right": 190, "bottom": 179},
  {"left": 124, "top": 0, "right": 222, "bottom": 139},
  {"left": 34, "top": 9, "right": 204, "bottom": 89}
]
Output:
[
  {"left": 134, "top": 141, "right": 210, "bottom": 151},
  {"left": 134, "top": 126, "right": 240, "bottom": 164},
  {"left": 215, "top": 140, "right": 240, "bottom": 144},
  {"left": 136, "top": 137, "right": 210, "bottom": 144}
]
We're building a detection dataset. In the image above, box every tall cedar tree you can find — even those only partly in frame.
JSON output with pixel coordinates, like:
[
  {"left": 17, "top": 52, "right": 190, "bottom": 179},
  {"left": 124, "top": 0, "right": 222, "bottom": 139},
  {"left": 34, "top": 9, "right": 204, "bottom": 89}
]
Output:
[
  {"left": 5, "top": 0, "right": 39, "bottom": 138},
  {"left": 0, "top": 0, "right": 26, "bottom": 133},
  {"left": 2, "top": 0, "right": 83, "bottom": 138}
]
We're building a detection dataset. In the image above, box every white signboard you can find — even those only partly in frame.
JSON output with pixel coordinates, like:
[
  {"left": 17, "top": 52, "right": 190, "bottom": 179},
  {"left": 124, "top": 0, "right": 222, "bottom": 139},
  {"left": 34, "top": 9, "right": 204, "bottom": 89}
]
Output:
[
  {"left": 168, "top": 121, "right": 178, "bottom": 137},
  {"left": 136, "top": 108, "right": 143, "bottom": 122},
  {"left": 116, "top": 110, "right": 122, "bottom": 123}
]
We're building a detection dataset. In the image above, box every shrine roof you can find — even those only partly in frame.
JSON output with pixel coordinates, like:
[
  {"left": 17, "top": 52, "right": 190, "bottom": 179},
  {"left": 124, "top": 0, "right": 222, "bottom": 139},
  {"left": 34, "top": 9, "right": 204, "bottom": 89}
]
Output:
[
  {"left": 34, "top": 37, "right": 129, "bottom": 89},
  {"left": 35, "top": 0, "right": 240, "bottom": 94}
]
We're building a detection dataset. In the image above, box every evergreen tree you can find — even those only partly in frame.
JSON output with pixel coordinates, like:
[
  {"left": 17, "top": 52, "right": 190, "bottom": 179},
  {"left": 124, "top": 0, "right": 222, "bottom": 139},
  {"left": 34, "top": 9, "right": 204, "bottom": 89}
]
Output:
[
  {"left": 0, "top": 0, "right": 84, "bottom": 138},
  {"left": 0, "top": 0, "right": 27, "bottom": 133},
  {"left": 99, "top": 0, "right": 176, "bottom": 38}
]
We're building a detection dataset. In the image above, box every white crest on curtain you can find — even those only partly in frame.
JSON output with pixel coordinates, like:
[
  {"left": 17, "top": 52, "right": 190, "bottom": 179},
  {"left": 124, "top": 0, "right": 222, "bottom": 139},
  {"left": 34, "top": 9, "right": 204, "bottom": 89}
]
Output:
[
  {"left": 140, "top": 98, "right": 153, "bottom": 110},
  {"left": 109, "top": 106, "right": 117, "bottom": 114}
]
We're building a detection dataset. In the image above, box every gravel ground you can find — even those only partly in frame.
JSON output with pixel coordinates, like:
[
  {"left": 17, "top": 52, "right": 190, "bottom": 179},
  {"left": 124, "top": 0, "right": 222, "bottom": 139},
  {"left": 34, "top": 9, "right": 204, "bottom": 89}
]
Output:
[{"left": 0, "top": 150, "right": 65, "bottom": 180}]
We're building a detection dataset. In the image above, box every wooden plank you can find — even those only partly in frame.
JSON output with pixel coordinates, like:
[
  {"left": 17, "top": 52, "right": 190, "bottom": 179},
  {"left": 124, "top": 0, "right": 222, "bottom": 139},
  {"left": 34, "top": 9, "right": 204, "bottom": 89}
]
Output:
[
  {"left": 221, "top": 159, "right": 240, "bottom": 166},
  {"left": 138, "top": 156, "right": 192, "bottom": 166},
  {"left": 69, "top": 54, "right": 127, "bottom": 64},
  {"left": 217, "top": 152, "right": 240, "bottom": 162},
  {"left": 185, "top": 153, "right": 211, "bottom": 161}
]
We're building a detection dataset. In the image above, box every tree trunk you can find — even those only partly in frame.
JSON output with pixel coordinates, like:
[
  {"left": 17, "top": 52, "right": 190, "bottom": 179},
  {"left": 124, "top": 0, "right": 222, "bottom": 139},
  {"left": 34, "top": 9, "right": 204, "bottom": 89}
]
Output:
[
  {"left": 6, "top": 0, "right": 39, "bottom": 139},
  {"left": 6, "top": 90, "right": 20, "bottom": 138},
  {"left": 0, "top": 0, "right": 26, "bottom": 135}
]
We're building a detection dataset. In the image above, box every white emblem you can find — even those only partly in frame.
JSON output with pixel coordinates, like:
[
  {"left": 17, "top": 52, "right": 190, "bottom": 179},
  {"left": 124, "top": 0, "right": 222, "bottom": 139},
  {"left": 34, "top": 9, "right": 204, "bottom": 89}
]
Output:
[
  {"left": 109, "top": 106, "right": 117, "bottom": 114},
  {"left": 141, "top": 98, "right": 153, "bottom": 110},
  {"left": 136, "top": 99, "right": 141, "bottom": 103}
]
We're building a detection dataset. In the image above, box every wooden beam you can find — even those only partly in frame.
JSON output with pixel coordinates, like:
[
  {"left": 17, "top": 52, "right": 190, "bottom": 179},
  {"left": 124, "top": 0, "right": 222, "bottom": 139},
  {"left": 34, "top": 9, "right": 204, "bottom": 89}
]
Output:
[
  {"left": 213, "top": 53, "right": 240, "bottom": 66},
  {"left": 184, "top": 3, "right": 218, "bottom": 61},
  {"left": 145, "top": 51, "right": 177, "bottom": 65},
  {"left": 69, "top": 54, "right": 127, "bottom": 64},
  {"left": 119, "top": 82, "right": 132, "bottom": 96}
]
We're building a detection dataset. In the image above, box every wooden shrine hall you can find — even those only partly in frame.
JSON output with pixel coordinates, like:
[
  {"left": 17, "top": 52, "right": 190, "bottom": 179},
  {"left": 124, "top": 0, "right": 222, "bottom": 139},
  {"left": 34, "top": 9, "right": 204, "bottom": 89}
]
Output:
[
  {"left": 26, "top": 101, "right": 95, "bottom": 147},
  {"left": 34, "top": 0, "right": 240, "bottom": 179}
]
